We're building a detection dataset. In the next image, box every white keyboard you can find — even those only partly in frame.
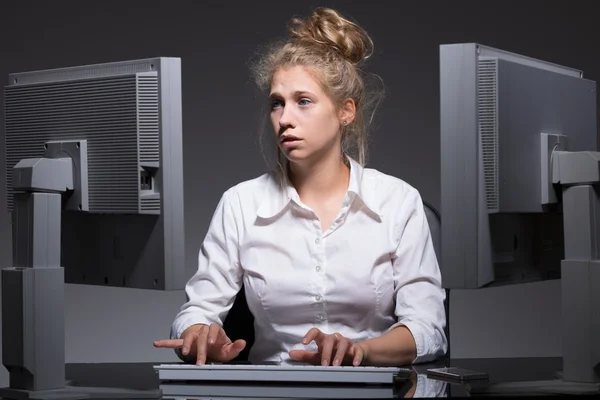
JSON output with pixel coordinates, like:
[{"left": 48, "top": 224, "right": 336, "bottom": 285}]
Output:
[{"left": 154, "top": 363, "right": 412, "bottom": 384}]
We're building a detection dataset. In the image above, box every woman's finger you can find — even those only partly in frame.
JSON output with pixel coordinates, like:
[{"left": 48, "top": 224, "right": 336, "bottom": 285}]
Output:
[
  {"left": 288, "top": 350, "right": 321, "bottom": 365},
  {"left": 302, "top": 327, "right": 322, "bottom": 345},
  {"left": 319, "top": 334, "right": 336, "bottom": 366},
  {"left": 223, "top": 339, "right": 247, "bottom": 360},
  {"left": 195, "top": 326, "right": 210, "bottom": 365},
  {"left": 181, "top": 330, "right": 199, "bottom": 356},
  {"left": 332, "top": 337, "right": 350, "bottom": 366},
  {"left": 153, "top": 339, "right": 184, "bottom": 348},
  {"left": 208, "top": 323, "right": 222, "bottom": 345},
  {"left": 351, "top": 344, "right": 365, "bottom": 366},
  {"left": 153, "top": 339, "right": 184, "bottom": 349}
]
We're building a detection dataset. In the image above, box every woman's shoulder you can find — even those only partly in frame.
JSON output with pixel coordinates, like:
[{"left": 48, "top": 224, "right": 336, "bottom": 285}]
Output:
[
  {"left": 229, "top": 171, "right": 274, "bottom": 192},
  {"left": 220, "top": 171, "right": 279, "bottom": 209},
  {"left": 361, "top": 166, "right": 422, "bottom": 204}
]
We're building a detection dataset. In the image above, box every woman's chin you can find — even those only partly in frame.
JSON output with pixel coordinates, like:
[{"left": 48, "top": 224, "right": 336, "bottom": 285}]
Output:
[{"left": 281, "top": 148, "right": 310, "bottom": 162}]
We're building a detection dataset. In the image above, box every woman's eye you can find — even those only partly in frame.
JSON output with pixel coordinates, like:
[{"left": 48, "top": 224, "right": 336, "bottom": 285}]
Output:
[
  {"left": 299, "top": 99, "right": 312, "bottom": 106},
  {"left": 271, "top": 100, "right": 282, "bottom": 109}
]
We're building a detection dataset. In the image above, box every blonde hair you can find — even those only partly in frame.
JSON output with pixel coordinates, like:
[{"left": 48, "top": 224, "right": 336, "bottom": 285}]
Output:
[{"left": 251, "top": 8, "right": 384, "bottom": 181}]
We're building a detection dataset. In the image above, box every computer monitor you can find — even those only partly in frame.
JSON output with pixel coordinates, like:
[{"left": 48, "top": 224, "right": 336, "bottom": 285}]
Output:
[
  {"left": 2, "top": 57, "right": 186, "bottom": 398},
  {"left": 440, "top": 43, "right": 597, "bottom": 289},
  {"left": 4, "top": 57, "right": 185, "bottom": 291},
  {"left": 440, "top": 43, "right": 599, "bottom": 393}
]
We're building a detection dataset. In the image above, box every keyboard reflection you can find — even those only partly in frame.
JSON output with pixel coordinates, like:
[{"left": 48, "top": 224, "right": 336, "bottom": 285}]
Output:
[{"left": 160, "top": 371, "right": 450, "bottom": 399}]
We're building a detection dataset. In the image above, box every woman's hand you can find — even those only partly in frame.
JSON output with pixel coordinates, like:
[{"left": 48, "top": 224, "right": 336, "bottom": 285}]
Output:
[
  {"left": 288, "top": 328, "right": 367, "bottom": 366},
  {"left": 153, "top": 323, "right": 246, "bottom": 365}
]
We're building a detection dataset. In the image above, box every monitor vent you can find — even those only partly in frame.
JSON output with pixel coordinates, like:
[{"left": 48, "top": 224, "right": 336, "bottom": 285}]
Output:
[
  {"left": 478, "top": 58, "right": 499, "bottom": 212},
  {"left": 140, "top": 198, "right": 161, "bottom": 212},
  {"left": 137, "top": 74, "right": 159, "bottom": 164},
  {"left": 9, "top": 61, "right": 155, "bottom": 86},
  {"left": 5, "top": 75, "right": 141, "bottom": 213}
]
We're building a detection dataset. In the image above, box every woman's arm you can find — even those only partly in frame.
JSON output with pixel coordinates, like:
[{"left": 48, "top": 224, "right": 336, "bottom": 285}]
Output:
[
  {"left": 363, "top": 187, "right": 447, "bottom": 366},
  {"left": 357, "top": 325, "right": 417, "bottom": 366},
  {"left": 169, "top": 189, "right": 243, "bottom": 351}
]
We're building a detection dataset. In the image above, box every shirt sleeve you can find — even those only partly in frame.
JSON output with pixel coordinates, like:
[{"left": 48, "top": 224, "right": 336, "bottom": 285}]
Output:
[
  {"left": 387, "top": 187, "right": 448, "bottom": 363},
  {"left": 170, "top": 189, "right": 243, "bottom": 345}
]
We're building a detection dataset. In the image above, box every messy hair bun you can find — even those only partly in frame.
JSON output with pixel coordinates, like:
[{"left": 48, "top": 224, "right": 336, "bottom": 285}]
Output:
[
  {"left": 287, "top": 8, "right": 373, "bottom": 65},
  {"left": 252, "top": 8, "right": 384, "bottom": 179}
]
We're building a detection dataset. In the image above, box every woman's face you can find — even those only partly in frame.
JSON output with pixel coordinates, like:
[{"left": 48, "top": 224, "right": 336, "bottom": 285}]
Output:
[{"left": 269, "top": 65, "right": 347, "bottom": 165}]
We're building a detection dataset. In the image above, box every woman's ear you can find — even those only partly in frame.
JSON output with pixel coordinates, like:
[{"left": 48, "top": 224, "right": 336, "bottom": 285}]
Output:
[{"left": 339, "top": 98, "right": 356, "bottom": 125}]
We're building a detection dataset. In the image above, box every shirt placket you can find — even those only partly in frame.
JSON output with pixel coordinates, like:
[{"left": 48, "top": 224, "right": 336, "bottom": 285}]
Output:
[
  {"left": 311, "top": 194, "right": 353, "bottom": 329},
  {"left": 313, "top": 224, "right": 327, "bottom": 327}
]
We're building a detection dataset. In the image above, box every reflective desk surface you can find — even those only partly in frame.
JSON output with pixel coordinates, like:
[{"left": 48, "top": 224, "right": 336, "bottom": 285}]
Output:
[
  {"left": 64, "top": 357, "right": 569, "bottom": 398},
  {"left": 0, "top": 357, "right": 578, "bottom": 399}
]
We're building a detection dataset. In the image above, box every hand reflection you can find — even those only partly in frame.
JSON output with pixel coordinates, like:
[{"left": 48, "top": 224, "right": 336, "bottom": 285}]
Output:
[
  {"left": 406, "top": 371, "right": 418, "bottom": 397},
  {"left": 403, "top": 371, "right": 448, "bottom": 398}
]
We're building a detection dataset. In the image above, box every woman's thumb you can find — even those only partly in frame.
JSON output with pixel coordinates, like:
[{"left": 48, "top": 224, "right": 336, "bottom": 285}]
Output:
[
  {"left": 232, "top": 339, "right": 246, "bottom": 351},
  {"left": 222, "top": 339, "right": 246, "bottom": 360},
  {"left": 228, "top": 339, "right": 246, "bottom": 356}
]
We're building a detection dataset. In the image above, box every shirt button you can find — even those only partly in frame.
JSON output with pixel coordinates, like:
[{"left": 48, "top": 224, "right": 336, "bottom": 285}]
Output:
[
  {"left": 315, "top": 237, "right": 321, "bottom": 245},
  {"left": 315, "top": 265, "right": 321, "bottom": 272},
  {"left": 315, "top": 295, "right": 322, "bottom": 302},
  {"left": 317, "top": 315, "right": 324, "bottom": 321}
]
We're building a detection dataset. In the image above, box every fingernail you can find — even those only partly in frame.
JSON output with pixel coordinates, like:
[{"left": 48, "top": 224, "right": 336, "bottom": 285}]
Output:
[
  {"left": 321, "top": 360, "right": 328, "bottom": 366},
  {"left": 333, "top": 359, "right": 340, "bottom": 366},
  {"left": 353, "top": 358, "right": 359, "bottom": 366},
  {"left": 302, "top": 338, "right": 308, "bottom": 344},
  {"left": 196, "top": 360, "right": 203, "bottom": 366},
  {"left": 182, "top": 347, "right": 188, "bottom": 355},
  {"left": 209, "top": 338, "right": 214, "bottom": 344}
]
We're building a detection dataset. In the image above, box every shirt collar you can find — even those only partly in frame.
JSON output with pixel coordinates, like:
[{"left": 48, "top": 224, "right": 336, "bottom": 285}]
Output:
[{"left": 256, "top": 157, "right": 382, "bottom": 220}]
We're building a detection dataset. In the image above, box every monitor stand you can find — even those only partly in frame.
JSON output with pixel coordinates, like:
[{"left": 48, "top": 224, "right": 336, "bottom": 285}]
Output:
[
  {"left": 1, "top": 159, "right": 161, "bottom": 400},
  {"left": 474, "top": 150, "right": 600, "bottom": 396}
]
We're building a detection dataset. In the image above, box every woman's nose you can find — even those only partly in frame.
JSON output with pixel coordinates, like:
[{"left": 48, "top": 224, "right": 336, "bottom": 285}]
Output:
[{"left": 278, "top": 106, "right": 295, "bottom": 129}]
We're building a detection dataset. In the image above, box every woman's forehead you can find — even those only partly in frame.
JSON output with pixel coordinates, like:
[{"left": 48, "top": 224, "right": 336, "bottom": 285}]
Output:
[{"left": 271, "top": 66, "right": 324, "bottom": 95}]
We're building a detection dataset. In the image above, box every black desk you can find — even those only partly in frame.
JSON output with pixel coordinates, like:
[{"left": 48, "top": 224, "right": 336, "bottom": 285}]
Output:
[
  {"left": 0, "top": 358, "right": 568, "bottom": 399},
  {"left": 65, "top": 361, "right": 454, "bottom": 399}
]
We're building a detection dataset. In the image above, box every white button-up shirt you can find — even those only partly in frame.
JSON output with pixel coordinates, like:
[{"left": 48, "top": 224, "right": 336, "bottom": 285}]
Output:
[{"left": 171, "top": 157, "right": 447, "bottom": 364}]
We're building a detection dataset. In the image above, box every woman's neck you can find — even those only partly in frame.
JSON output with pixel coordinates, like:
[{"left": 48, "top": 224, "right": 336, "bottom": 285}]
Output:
[{"left": 288, "top": 152, "right": 350, "bottom": 202}]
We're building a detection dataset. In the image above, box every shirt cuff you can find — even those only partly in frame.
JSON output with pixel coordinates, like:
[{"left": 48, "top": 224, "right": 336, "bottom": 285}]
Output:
[{"left": 171, "top": 315, "right": 215, "bottom": 340}]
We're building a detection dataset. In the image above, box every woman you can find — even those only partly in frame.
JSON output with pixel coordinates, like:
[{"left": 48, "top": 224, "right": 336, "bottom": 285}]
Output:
[{"left": 154, "top": 7, "right": 447, "bottom": 368}]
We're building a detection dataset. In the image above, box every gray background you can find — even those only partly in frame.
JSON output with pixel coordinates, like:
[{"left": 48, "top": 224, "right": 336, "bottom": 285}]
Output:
[{"left": 0, "top": 0, "right": 596, "bottom": 384}]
